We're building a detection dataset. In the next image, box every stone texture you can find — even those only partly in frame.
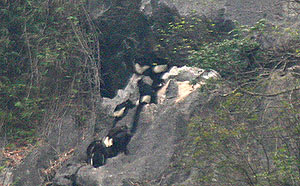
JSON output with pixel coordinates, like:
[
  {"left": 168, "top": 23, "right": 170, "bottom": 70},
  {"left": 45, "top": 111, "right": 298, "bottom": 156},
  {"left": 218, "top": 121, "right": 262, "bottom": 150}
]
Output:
[
  {"left": 144, "top": 0, "right": 292, "bottom": 25},
  {"left": 66, "top": 66, "right": 222, "bottom": 186},
  {"left": 0, "top": 168, "right": 13, "bottom": 186},
  {"left": 12, "top": 144, "right": 56, "bottom": 186}
]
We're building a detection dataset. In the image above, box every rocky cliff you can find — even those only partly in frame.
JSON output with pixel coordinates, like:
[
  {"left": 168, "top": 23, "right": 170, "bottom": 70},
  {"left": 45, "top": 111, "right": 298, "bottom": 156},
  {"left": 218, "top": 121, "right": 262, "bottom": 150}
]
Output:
[
  {"left": 149, "top": 0, "right": 296, "bottom": 25},
  {"left": 1, "top": 1, "right": 300, "bottom": 186},
  {"left": 3, "top": 66, "right": 222, "bottom": 186}
]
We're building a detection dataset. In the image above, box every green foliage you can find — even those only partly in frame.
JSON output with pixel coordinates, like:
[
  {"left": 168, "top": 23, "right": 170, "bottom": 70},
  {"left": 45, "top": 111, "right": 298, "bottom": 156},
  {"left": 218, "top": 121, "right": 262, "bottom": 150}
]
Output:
[
  {"left": 188, "top": 87, "right": 300, "bottom": 186},
  {"left": 187, "top": 18, "right": 300, "bottom": 80},
  {"left": 189, "top": 37, "right": 259, "bottom": 75},
  {"left": 185, "top": 18, "right": 300, "bottom": 186},
  {"left": 154, "top": 14, "right": 228, "bottom": 66},
  {"left": 188, "top": 20, "right": 267, "bottom": 78},
  {"left": 0, "top": 165, "right": 5, "bottom": 173},
  {"left": 0, "top": 0, "right": 99, "bottom": 144}
]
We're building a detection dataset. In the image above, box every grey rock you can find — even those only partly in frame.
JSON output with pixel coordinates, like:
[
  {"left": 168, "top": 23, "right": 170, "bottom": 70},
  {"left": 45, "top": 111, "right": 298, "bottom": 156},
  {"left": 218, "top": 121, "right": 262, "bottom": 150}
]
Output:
[
  {"left": 10, "top": 65, "right": 223, "bottom": 186},
  {"left": 162, "top": 65, "right": 220, "bottom": 82},
  {"left": 87, "top": 0, "right": 112, "bottom": 19},
  {"left": 73, "top": 66, "right": 221, "bottom": 186},
  {"left": 46, "top": 114, "right": 81, "bottom": 153},
  {"left": 12, "top": 144, "right": 57, "bottom": 186},
  {"left": 53, "top": 163, "right": 83, "bottom": 186},
  {"left": 141, "top": 0, "right": 178, "bottom": 16},
  {"left": 102, "top": 74, "right": 142, "bottom": 116},
  {"left": 76, "top": 166, "right": 100, "bottom": 186},
  {"left": 147, "top": 0, "right": 298, "bottom": 25},
  {"left": 162, "top": 66, "right": 205, "bottom": 82},
  {"left": 165, "top": 79, "right": 178, "bottom": 99},
  {"left": 225, "top": 0, "right": 284, "bottom": 25},
  {"left": 0, "top": 168, "right": 13, "bottom": 186},
  {"left": 10, "top": 108, "right": 97, "bottom": 186},
  {"left": 75, "top": 106, "right": 188, "bottom": 186},
  {"left": 140, "top": 0, "right": 152, "bottom": 16}
]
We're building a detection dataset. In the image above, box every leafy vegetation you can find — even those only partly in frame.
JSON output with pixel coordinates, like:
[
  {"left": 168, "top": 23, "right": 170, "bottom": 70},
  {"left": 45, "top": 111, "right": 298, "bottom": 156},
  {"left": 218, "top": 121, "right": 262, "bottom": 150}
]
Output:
[
  {"left": 0, "top": 0, "right": 100, "bottom": 147},
  {"left": 153, "top": 13, "right": 232, "bottom": 67},
  {"left": 188, "top": 83, "right": 300, "bottom": 185},
  {"left": 1, "top": 1, "right": 300, "bottom": 185},
  {"left": 188, "top": 20, "right": 266, "bottom": 79},
  {"left": 185, "top": 18, "right": 300, "bottom": 186}
]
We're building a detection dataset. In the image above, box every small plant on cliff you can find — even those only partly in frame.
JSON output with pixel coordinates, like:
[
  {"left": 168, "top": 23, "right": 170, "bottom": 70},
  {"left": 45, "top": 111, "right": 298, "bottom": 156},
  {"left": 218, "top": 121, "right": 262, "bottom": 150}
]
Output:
[
  {"left": 153, "top": 13, "right": 233, "bottom": 67},
  {"left": 187, "top": 82, "right": 300, "bottom": 186},
  {"left": 0, "top": 0, "right": 100, "bottom": 147},
  {"left": 188, "top": 19, "right": 267, "bottom": 79}
]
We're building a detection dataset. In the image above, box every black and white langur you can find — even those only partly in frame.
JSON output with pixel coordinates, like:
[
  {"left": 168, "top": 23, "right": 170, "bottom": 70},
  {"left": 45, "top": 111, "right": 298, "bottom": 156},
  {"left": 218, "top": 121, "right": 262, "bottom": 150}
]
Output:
[
  {"left": 112, "top": 99, "right": 135, "bottom": 126},
  {"left": 103, "top": 125, "right": 132, "bottom": 158},
  {"left": 134, "top": 53, "right": 168, "bottom": 78},
  {"left": 134, "top": 55, "right": 152, "bottom": 75},
  {"left": 152, "top": 63, "right": 168, "bottom": 74},
  {"left": 86, "top": 126, "right": 132, "bottom": 168},
  {"left": 134, "top": 53, "right": 169, "bottom": 94},
  {"left": 134, "top": 62, "right": 151, "bottom": 75},
  {"left": 137, "top": 76, "right": 155, "bottom": 104},
  {"left": 86, "top": 140, "right": 107, "bottom": 168},
  {"left": 136, "top": 57, "right": 169, "bottom": 105},
  {"left": 134, "top": 52, "right": 155, "bottom": 75},
  {"left": 150, "top": 56, "right": 169, "bottom": 89}
]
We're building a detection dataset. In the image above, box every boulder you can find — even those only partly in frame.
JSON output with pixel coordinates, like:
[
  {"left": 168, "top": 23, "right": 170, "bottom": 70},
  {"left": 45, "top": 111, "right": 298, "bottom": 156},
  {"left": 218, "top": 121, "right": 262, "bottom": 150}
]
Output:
[
  {"left": 12, "top": 144, "right": 57, "bottom": 186},
  {"left": 0, "top": 168, "right": 13, "bottom": 186},
  {"left": 101, "top": 74, "right": 142, "bottom": 117},
  {"left": 10, "top": 107, "right": 98, "bottom": 186},
  {"left": 143, "top": 0, "right": 296, "bottom": 25},
  {"left": 53, "top": 66, "right": 222, "bottom": 186}
]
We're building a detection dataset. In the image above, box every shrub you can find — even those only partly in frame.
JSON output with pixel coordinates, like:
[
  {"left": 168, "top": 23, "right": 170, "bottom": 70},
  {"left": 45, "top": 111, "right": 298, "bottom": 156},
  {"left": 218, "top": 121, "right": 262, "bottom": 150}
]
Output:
[
  {"left": 188, "top": 20, "right": 267, "bottom": 79},
  {"left": 0, "top": 0, "right": 100, "bottom": 145},
  {"left": 188, "top": 85, "right": 300, "bottom": 186}
]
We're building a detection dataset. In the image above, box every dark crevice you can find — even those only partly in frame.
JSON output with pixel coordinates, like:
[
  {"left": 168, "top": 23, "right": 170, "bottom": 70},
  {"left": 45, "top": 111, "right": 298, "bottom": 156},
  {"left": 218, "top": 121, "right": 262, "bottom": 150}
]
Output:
[
  {"left": 88, "top": 44, "right": 170, "bottom": 168},
  {"left": 70, "top": 165, "right": 85, "bottom": 186},
  {"left": 129, "top": 103, "right": 143, "bottom": 134}
]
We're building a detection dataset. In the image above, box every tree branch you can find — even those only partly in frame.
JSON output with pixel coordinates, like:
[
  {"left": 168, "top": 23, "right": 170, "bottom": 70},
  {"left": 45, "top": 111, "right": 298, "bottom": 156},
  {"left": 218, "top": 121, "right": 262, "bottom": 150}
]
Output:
[{"left": 222, "top": 86, "right": 300, "bottom": 97}]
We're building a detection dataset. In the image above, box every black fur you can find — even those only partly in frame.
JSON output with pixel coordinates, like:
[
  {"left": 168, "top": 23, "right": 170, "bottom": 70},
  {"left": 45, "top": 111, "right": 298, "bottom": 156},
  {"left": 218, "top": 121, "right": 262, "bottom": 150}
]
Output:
[
  {"left": 107, "top": 125, "right": 128, "bottom": 138},
  {"left": 149, "top": 58, "right": 168, "bottom": 91},
  {"left": 113, "top": 100, "right": 135, "bottom": 126},
  {"left": 86, "top": 126, "right": 132, "bottom": 168},
  {"left": 105, "top": 126, "right": 132, "bottom": 158},
  {"left": 86, "top": 140, "right": 107, "bottom": 168},
  {"left": 134, "top": 52, "right": 168, "bottom": 77},
  {"left": 138, "top": 78, "right": 155, "bottom": 104},
  {"left": 134, "top": 53, "right": 168, "bottom": 101}
]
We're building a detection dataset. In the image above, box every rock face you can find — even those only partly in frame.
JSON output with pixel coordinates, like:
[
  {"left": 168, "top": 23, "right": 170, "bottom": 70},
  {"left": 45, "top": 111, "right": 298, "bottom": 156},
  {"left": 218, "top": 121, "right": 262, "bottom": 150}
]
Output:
[
  {"left": 4, "top": 1, "right": 299, "bottom": 186},
  {"left": 6, "top": 65, "right": 300, "bottom": 186},
  {"left": 9, "top": 109, "right": 98, "bottom": 186},
  {"left": 84, "top": 0, "right": 298, "bottom": 98},
  {"left": 49, "top": 66, "right": 222, "bottom": 186},
  {"left": 4, "top": 65, "right": 221, "bottom": 186},
  {"left": 143, "top": 0, "right": 297, "bottom": 25},
  {"left": 0, "top": 168, "right": 13, "bottom": 186}
]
